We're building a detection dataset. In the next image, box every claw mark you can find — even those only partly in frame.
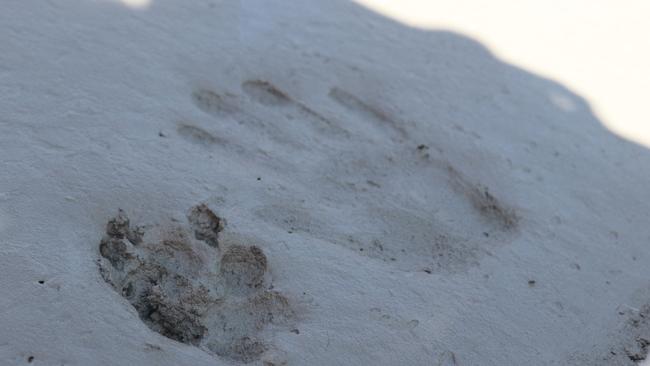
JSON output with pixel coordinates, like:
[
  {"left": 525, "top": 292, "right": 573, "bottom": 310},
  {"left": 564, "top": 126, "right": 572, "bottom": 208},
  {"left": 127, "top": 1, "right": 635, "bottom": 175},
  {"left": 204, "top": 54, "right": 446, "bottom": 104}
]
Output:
[
  {"left": 192, "top": 89, "right": 239, "bottom": 116},
  {"left": 242, "top": 79, "right": 347, "bottom": 136},
  {"left": 242, "top": 80, "right": 291, "bottom": 106},
  {"left": 177, "top": 124, "right": 225, "bottom": 147},
  {"left": 329, "top": 87, "right": 408, "bottom": 139},
  {"left": 447, "top": 165, "right": 519, "bottom": 230}
]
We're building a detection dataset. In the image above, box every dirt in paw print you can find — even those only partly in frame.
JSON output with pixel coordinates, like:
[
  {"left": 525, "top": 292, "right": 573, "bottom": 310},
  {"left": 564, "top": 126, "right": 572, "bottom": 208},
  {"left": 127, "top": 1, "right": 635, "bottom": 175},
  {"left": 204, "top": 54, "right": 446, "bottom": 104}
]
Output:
[
  {"left": 220, "top": 245, "right": 267, "bottom": 294},
  {"left": 97, "top": 206, "right": 294, "bottom": 363}
]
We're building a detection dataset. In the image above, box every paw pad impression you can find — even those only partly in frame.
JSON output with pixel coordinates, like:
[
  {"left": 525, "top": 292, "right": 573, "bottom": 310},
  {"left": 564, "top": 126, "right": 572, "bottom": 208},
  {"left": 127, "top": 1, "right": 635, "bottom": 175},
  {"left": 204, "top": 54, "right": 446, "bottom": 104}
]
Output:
[{"left": 98, "top": 205, "right": 293, "bottom": 363}]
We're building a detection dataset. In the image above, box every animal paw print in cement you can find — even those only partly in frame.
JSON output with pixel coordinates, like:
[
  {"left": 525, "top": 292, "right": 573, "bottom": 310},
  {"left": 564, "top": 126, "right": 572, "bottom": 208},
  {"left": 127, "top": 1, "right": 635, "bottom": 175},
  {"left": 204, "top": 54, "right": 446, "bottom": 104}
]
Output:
[{"left": 98, "top": 205, "right": 293, "bottom": 363}]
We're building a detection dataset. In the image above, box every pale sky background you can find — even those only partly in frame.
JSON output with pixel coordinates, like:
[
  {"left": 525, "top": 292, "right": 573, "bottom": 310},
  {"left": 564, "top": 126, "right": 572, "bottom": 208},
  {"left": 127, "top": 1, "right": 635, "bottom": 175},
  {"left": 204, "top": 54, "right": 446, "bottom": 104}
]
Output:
[{"left": 352, "top": 0, "right": 650, "bottom": 148}]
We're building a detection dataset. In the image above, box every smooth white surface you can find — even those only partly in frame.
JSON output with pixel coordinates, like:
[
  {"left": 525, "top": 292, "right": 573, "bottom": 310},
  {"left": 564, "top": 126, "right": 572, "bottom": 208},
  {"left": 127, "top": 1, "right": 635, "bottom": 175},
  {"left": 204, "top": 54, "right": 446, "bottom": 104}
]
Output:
[{"left": 1, "top": 1, "right": 649, "bottom": 365}]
